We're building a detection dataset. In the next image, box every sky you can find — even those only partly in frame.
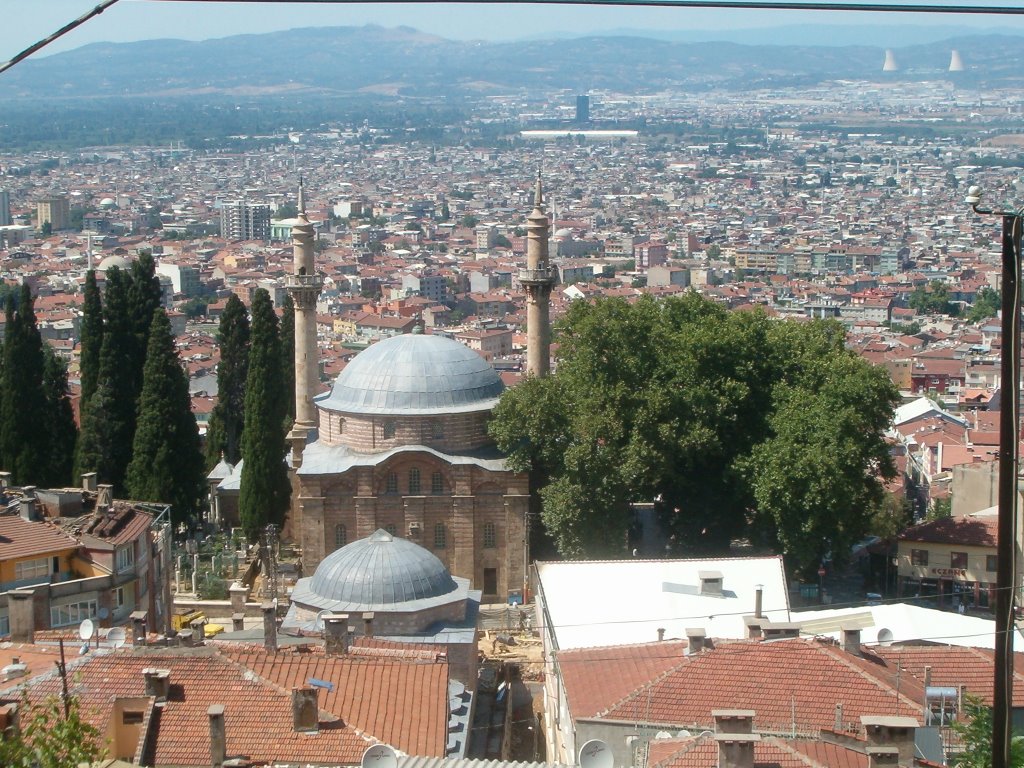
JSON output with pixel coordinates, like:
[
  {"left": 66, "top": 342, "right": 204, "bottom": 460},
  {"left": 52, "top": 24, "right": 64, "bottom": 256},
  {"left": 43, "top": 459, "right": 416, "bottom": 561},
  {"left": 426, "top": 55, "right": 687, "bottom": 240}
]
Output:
[{"left": 4, "top": 0, "right": 1024, "bottom": 62}]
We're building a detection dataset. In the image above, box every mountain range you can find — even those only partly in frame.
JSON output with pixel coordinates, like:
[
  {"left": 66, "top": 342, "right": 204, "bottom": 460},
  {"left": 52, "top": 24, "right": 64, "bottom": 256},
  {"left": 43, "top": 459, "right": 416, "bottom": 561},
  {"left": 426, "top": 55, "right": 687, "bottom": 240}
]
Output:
[{"left": 2, "top": 24, "right": 1023, "bottom": 101}]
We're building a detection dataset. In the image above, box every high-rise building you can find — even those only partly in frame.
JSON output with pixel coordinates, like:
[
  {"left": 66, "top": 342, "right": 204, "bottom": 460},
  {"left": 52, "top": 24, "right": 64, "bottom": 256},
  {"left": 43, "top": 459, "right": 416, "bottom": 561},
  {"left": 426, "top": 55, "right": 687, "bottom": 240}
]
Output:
[
  {"left": 37, "top": 195, "right": 70, "bottom": 231},
  {"left": 219, "top": 200, "right": 271, "bottom": 241},
  {"left": 575, "top": 94, "right": 590, "bottom": 123},
  {"left": 0, "top": 189, "right": 11, "bottom": 226}
]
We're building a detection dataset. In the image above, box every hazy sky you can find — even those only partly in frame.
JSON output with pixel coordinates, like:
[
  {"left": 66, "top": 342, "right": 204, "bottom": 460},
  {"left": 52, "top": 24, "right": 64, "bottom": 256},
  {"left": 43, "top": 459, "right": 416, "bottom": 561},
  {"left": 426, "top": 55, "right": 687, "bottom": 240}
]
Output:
[{"left": 4, "top": 0, "right": 1024, "bottom": 62}]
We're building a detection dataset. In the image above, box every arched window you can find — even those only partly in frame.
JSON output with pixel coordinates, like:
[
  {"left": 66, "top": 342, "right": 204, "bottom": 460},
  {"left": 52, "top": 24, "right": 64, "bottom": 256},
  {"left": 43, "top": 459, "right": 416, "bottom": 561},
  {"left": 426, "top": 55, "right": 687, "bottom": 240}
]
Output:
[
  {"left": 483, "top": 522, "right": 496, "bottom": 549},
  {"left": 385, "top": 524, "right": 396, "bottom": 536},
  {"left": 383, "top": 420, "right": 396, "bottom": 439},
  {"left": 434, "top": 522, "right": 447, "bottom": 549},
  {"left": 338, "top": 417, "right": 345, "bottom": 434},
  {"left": 386, "top": 472, "right": 398, "bottom": 494},
  {"left": 432, "top": 420, "right": 445, "bottom": 440},
  {"left": 431, "top": 471, "right": 444, "bottom": 495},
  {"left": 334, "top": 524, "right": 347, "bottom": 549},
  {"left": 408, "top": 467, "right": 421, "bottom": 495}
]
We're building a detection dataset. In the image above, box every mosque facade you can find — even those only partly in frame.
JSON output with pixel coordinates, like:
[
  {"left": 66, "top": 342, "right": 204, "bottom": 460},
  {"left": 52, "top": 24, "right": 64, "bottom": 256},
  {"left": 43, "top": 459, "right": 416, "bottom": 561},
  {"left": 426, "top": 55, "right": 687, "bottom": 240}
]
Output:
[{"left": 282, "top": 179, "right": 554, "bottom": 603}]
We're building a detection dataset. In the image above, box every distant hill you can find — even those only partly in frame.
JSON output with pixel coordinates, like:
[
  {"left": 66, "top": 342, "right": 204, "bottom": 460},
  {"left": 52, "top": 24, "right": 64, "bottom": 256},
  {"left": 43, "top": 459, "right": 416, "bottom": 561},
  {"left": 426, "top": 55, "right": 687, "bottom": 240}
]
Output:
[{"left": 2, "top": 25, "right": 1023, "bottom": 101}]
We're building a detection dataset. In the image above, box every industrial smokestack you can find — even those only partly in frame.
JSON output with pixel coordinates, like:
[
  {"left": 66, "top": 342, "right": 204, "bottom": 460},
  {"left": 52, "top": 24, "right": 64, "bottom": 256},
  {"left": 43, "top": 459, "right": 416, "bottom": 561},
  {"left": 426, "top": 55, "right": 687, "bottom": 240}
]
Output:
[
  {"left": 949, "top": 49, "right": 965, "bottom": 72},
  {"left": 882, "top": 49, "right": 899, "bottom": 72}
]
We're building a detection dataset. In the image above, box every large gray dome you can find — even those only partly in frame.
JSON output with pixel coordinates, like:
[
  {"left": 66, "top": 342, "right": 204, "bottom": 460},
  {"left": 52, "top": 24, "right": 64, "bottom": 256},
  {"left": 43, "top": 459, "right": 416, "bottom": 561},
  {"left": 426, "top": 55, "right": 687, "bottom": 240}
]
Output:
[
  {"left": 308, "top": 529, "right": 458, "bottom": 605},
  {"left": 316, "top": 333, "right": 504, "bottom": 415}
]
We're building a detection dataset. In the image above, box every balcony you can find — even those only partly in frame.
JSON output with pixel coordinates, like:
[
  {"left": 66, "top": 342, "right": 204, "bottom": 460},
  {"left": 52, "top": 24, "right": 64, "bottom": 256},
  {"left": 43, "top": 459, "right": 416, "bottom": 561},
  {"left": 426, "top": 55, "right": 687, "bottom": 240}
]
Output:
[
  {"left": 0, "top": 571, "right": 71, "bottom": 594},
  {"left": 519, "top": 267, "right": 556, "bottom": 284}
]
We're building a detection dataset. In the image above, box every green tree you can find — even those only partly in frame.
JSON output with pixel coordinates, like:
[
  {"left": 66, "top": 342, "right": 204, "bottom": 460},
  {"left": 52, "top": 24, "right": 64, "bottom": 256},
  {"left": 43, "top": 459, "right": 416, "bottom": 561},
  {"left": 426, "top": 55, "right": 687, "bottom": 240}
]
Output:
[
  {"left": 0, "top": 694, "right": 107, "bottom": 768},
  {"left": 42, "top": 346, "right": 78, "bottom": 487},
  {"left": 0, "top": 286, "right": 50, "bottom": 485},
  {"left": 78, "top": 269, "right": 103, "bottom": 409},
  {"left": 127, "top": 252, "right": 164, "bottom": 406},
  {"left": 968, "top": 286, "right": 1001, "bottom": 323},
  {"left": 280, "top": 294, "right": 296, "bottom": 428},
  {"left": 461, "top": 214, "right": 480, "bottom": 228},
  {"left": 40, "top": 220, "right": 52, "bottom": 237},
  {"left": 205, "top": 294, "right": 250, "bottom": 467},
  {"left": 490, "top": 293, "right": 898, "bottom": 573},
  {"left": 238, "top": 289, "right": 290, "bottom": 540},
  {"left": 126, "top": 309, "right": 204, "bottom": 520},
  {"left": 951, "top": 696, "right": 1024, "bottom": 768},
  {"left": 78, "top": 267, "right": 137, "bottom": 492},
  {"left": 910, "top": 280, "right": 958, "bottom": 316}
]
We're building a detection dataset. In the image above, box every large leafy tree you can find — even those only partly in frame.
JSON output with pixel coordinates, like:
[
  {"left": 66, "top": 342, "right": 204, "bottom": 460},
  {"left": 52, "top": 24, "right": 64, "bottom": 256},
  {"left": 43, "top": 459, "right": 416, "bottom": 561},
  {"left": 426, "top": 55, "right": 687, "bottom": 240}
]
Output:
[
  {"left": 952, "top": 696, "right": 1024, "bottom": 768},
  {"left": 205, "top": 293, "right": 250, "bottom": 468},
  {"left": 0, "top": 286, "right": 50, "bottom": 485},
  {"left": 42, "top": 346, "right": 78, "bottom": 487},
  {"left": 126, "top": 309, "right": 204, "bottom": 520},
  {"left": 238, "top": 289, "right": 290, "bottom": 540},
  {"left": 490, "top": 293, "right": 899, "bottom": 573}
]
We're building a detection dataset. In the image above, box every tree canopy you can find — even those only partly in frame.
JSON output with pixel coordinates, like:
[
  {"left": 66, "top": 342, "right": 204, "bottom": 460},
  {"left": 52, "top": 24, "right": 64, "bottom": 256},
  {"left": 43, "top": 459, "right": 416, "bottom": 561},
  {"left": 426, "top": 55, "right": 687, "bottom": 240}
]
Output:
[
  {"left": 910, "top": 279, "right": 959, "bottom": 317},
  {"left": 206, "top": 293, "right": 250, "bottom": 468},
  {"left": 0, "top": 693, "right": 106, "bottom": 768},
  {"left": 489, "top": 293, "right": 898, "bottom": 576}
]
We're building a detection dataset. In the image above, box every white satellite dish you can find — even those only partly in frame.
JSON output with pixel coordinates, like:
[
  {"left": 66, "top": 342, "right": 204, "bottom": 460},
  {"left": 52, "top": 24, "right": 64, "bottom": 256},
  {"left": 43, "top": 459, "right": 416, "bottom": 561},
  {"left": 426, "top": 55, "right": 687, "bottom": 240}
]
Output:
[
  {"left": 107, "top": 627, "right": 127, "bottom": 648},
  {"left": 579, "top": 739, "right": 613, "bottom": 768},
  {"left": 78, "top": 619, "right": 95, "bottom": 641},
  {"left": 361, "top": 744, "right": 398, "bottom": 768},
  {"left": 877, "top": 628, "right": 894, "bottom": 647},
  {"left": 655, "top": 731, "right": 672, "bottom": 740},
  {"left": 676, "top": 730, "right": 691, "bottom": 739}
]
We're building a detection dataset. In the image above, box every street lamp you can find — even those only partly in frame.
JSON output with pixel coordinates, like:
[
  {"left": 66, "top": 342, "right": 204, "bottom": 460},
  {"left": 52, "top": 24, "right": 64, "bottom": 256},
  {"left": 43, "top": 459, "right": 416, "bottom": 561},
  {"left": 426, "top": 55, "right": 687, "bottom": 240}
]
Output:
[{"left": 966, "top": 185, "right": 1022, "bottom": 768}]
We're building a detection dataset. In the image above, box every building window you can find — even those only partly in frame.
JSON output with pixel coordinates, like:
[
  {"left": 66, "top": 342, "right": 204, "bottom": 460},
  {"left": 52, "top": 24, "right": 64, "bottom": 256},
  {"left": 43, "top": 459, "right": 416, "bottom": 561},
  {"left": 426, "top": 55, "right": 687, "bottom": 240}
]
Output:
[
  {"left": 432, "top": 420, "right": 445, "bottom": 440},
  {"left": 338, "top": 417, "right": 345, "bottom": 435},
  {"left": 483, "top": 522, "right": 496, "bottom": 549},
  {"left": 409, "top": 468, "right": 421, "bottom": 495},
  {"left": 434, "top": 523, "right": 446, "bottom": 549},
  {"left": 431, "top": 472, "right": 444, "bottom": 495},
  {"left": 385, "top": 524, "right": 396, "bottom": 536},
  {"left": 951, "top": 552, "right": 968, "bottom": 569},
  {"left": 987, "top": 555, "right": 998, "bottom": 572},
  {"left": 910, "top": 549, "right": 928, "bottom": 566},
  {"left": 49, "top": 599, "right": 97, "bottom": 628},
  {"left": 115, "top": 587, "right": 126, "bottom": 608},
  {"left": 116, "top": 545, "right": 135, "bottom": 573},
  {"left": 335, "top": 524, "right": 348, "bottom": 549},
  {"left": 15, "top": 558, "right": 50, "bottom": 581},
  {"left": 122, "top": 711, "right": 144, "bottom": 725},
  {"left": 383, "top": 421, "right": 396, "bottom": 439},
  {"left": 386, "top": 472, "right": 398, "bottom": 494},
  {"left": 483, "top": 568, "right": 498, "bottom": 596}
]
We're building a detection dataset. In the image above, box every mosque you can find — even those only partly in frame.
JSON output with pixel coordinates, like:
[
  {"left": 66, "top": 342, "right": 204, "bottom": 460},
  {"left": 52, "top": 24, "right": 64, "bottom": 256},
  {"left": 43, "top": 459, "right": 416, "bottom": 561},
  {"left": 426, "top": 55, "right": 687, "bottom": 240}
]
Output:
[{"left": 270, "top": 176, "right": 556, "bottom": 605}]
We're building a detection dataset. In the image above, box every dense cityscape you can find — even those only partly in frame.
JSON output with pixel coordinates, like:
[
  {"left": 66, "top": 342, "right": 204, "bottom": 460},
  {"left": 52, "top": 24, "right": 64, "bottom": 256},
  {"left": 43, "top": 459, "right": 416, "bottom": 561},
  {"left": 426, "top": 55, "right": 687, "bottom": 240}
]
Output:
[{"left": 2, "top": 10, "right": 1024, "bottom": 768}]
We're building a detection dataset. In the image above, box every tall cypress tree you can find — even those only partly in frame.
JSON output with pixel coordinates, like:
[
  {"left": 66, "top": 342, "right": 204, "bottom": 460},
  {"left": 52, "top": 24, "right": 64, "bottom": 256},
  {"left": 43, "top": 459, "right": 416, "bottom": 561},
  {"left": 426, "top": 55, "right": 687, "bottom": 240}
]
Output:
[
  {"left": 78, "top": 267, "right": 137, "bottom": 493},
  {"left": 0, "top": 286, "right": 50, "bottom": 485},
  {"left": 206, "top": 293, "right": 250, "bottom": 468},
  {"left": 42, "top": 346, "right": 78, "bottom": 487},
  {"left": 79, "top": 269, "right": 103, "bottom": 408},
  {"left": 280, "top": 294, "right": 296, "bottom": 428},
  {"left": 239, "top": 288, "right": 290, "bottom": 541},
  {"left": 127, "top": 252, "right": 163, "bottom": 409},
  {"left": 126, "top": 309, "right": 204, "bottom": 519}
]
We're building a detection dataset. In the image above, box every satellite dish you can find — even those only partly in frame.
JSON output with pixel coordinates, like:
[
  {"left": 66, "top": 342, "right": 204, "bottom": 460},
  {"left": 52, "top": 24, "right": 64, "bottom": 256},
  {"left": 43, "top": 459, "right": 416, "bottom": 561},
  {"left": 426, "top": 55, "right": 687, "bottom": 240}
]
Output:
[
  {"left": 655, "top": 731, "right": 672, "bottom": 740},
  {"left": 361, "top": 744, "right": 398, "bottom": 768},
  {"left": 676, "top": 730, "right": 691, "bottom": 739},
  {"left": 78, "top": 619, "right": 95, "bottom": 641},
  {"left": 107, "top": 627, "right": 127, "bottom": 648},
  {"left": 877, "top": 628, "right": 894, "bottom": 647},
  {"left": 97, "top": 607, "right": 110, "bottom": 620},
  {"left": 579, "top": 739, "right": 613, "bottom": 768}
]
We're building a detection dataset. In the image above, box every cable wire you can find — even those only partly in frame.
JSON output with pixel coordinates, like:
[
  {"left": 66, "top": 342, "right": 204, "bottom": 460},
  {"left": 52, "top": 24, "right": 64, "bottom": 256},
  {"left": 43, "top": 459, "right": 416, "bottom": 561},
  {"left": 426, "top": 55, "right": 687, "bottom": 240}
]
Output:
[{"left": 0, "top": 0, "right": 122, "bottom": 76}]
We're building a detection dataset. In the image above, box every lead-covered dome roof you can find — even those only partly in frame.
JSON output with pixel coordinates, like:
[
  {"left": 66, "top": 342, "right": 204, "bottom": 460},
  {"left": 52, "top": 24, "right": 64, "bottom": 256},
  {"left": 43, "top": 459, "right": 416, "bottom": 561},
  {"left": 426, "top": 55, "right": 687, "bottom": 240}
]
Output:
[
  {"left": 316, "top": 333, "right": 505, "bottom": 415},
  {"left": 308, "top": 529, "right": 458, "bottom": 606}
]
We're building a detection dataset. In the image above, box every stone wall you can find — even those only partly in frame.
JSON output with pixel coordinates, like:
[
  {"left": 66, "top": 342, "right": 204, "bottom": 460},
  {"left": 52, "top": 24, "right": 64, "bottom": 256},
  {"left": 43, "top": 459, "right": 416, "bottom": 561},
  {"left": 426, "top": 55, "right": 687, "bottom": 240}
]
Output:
[{"left": 319, "top": 409, "right": 493, "bottom": 453}]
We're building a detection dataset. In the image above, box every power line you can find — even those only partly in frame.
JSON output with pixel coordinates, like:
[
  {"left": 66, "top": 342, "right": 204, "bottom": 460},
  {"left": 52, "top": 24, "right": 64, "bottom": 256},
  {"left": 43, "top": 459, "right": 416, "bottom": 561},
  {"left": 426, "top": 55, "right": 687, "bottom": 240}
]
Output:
[{"left": 0, "top": 0, "right": 121, "bottom": 76}]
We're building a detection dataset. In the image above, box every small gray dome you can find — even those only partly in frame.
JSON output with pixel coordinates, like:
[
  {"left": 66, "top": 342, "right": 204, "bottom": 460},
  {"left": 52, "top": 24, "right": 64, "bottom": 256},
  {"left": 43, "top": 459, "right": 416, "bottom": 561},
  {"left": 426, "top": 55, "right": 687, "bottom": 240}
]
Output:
[
  {"left": 309, "top": 529, "right": 458, "bottom": 605},
  {"left": 317, "top": 333, "right": 504, "bottom": 415}
]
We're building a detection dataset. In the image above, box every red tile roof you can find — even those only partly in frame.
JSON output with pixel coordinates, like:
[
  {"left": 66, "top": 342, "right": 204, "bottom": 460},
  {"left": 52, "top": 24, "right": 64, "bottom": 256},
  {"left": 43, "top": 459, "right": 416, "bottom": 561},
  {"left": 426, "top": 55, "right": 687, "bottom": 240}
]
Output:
[
  {"left": 898, "top": 516, "right": 997, "bottom": 548},
  {"left": 874, "top": 645, "right": 1024, "bottom": 707},
  {"left": 648, "top": 734, "right": 871, "bottom": 768},
  {"left": 0, "top": 514, "right": 79, "bottom": 560}
]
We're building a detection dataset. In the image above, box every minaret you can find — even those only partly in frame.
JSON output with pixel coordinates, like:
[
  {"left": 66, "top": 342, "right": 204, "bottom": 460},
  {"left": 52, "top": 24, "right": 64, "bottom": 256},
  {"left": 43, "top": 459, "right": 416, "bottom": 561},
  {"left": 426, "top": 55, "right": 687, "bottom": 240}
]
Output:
[
  {"left": 286, "top": 178, "right": 324, "bottom": 465},
  {"left": 520, "top": 173, "right": 556, "bottom": 377}
]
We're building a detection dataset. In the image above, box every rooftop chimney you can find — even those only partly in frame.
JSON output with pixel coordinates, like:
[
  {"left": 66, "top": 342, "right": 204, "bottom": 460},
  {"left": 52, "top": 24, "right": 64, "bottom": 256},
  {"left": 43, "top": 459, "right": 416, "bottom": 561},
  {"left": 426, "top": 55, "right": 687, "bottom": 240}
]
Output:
[
  {"left": 96, "top": 484, "right": 113, "bottom": 510},
  {"left": 324, "top": 614, "right": 351, "bottom": 656},
  {"left": 208, "top": 705, "right": 226, "bottom": 768},
  {"left": 363, "top": 611, "right": 374, "bottom": 639},
  {"left": 754, "top": 585, "right": 763, "bottom": 619},
  {"left": 143, "top": 668, "right": 171, "bottom": 702},
  {"left": 657, "top": 627, "right": 666, "bottom": 642},
  {"left": 8, "top": 590, "right": 35, "bottom": 644},
  {"left": 262, "top": 603, "right": 277, "bottom": 653},
  {"left": 0, "top": 471, "right": 10, "bottom": 489},
  {"left": 291, "top": 687, "right": 319, "bottom": 733},
  {"left": 760, "top": 621, "right": 801, "bottom": 641},
  {"left": 699, "top": 570, "right": 723, "bottom": 596},
  {"left": 18, "top": 497, "right": 37, "bottom": 522},
  {"left": 861, "top": 715, "right": 918, "bottom": 766},
  {"left": 841, "top": 626, "right": 862, "bottom": 656},
  {"left": 685, "top": 627, "right": 706, "bottom": 655},
  {"left": 834, "top": 703, "right": 844, "bottom": 732},
  {"left": 0, "top": 702, "right": 19, "bottom": 737},
  {"left": 743, "top": 616, "right": 763, "bottom": 640},
  {"left": 131, "top": 611, "right": 148, "bottom": 646},
  {"left": 81, "top": 472, "right": 98, "bottom": 493},
  {"left": 713, "top": 710, "right": 758, "bottom": 768},
  {"left": 866, "top": 746, "right": 900, "bottom": 768}
]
